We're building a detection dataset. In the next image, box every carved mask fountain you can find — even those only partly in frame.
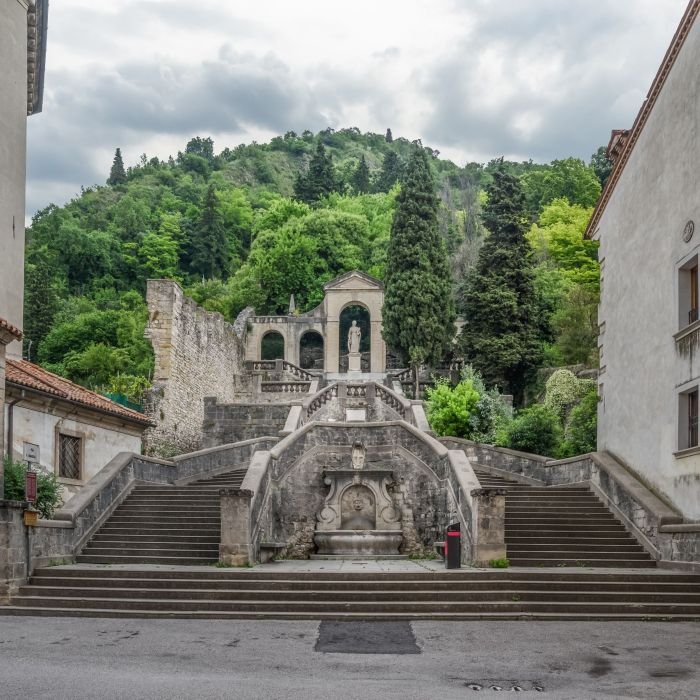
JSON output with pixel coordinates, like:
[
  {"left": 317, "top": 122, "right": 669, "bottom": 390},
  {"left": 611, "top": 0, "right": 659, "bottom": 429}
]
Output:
[{"left": 314, "top": 442, "right": 404, "bottom": 557}]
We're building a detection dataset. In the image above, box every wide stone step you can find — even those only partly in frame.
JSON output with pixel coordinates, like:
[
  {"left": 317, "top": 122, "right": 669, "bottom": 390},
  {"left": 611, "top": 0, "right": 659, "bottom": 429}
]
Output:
[
  {"left": 506, "top": 535, "right": 635, "bottom": 544},
  {"left": 9, "top": 595, "right": 699, "bottom": 616},
  {"left": 97, "top": 528, "right": 221, "bottom": 537},
  {"left": 75, "top": 555, "right": 217, "bottom": 565},
  {"left": 106, "top": 516, "right": 220, "bottom": 524},
  {"left": 91, "top": 534, "right": 220, "bottom": 544},
  {"left": 18, "top": 586, "right": 700, "bottom": 605},
  {"left": 27, "top": 575, "right": 700, "bottom": 593},
  {"left": 508, "top": 558, "right": 656, "bottom": 568},
  {"left": 87, "top": 539, "right": 220, "bottom": 550},
  {"left": 81, "top": 546, "right": 218, "bottom": 557},
  {"left": 506, "top": 543, "right": 645, "bottom": 553}
]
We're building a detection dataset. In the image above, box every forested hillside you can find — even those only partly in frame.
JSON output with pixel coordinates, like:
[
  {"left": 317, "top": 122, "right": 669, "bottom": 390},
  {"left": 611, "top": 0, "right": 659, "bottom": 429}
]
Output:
[{"left": 23, "top": 127, "right": 607, "bottom": 402}]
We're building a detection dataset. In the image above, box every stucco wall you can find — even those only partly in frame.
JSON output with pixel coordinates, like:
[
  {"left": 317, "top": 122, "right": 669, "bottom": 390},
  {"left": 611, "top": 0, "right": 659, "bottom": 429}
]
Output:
[
  {"left": 0, "top": 0, "right": 29, "bottom": 358},
  {"left": 144, "top": 280, "right": 246, "bottom": 456},
  {"left": 4, "top": 400, "right": 143, "bottom": 502},
  {"left": 596, "top": 18, "right": 700, "bottom": 518}
]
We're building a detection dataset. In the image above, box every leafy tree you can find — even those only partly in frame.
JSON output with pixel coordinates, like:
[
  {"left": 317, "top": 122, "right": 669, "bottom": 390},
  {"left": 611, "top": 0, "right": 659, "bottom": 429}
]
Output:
[
  {"left": 352, "top": 155, "right": 370, "bottom": 194},
  {"left": 426, "top": 377, "right": 481, "bottom": 438},
  {"left": 107, "top": 148, "right": 127, "bottom": 186},
  {"left": 185, "top": 136, "right": 215, "bottom": 163},
  {"left": 375, "top": 151, "right": 402, "bottom": 192},
  {"left": 590, "top": 145, "right": 613, "bottom": 188},
  {"left": 497, "top": 404, "right": 562, "bottom": 457},
  {"left": 383, "top": 147, "right": 455, "bottom": 394},
  {"left": 460, "top": 162, "right": 544, "bottom": 404},
  {"left": 293, "top": 141, "right": 336, "bottom": 204},
  {"left": 521, "top": 158, "right": 601, "bottom": 216},
  {"left": 188, "top": 185, "right": 229, "bottom": 279},
  {"left": 544, "top": 369, "right": 595, "bottom": 423},
  {"left": 551, "top": 283, "right": 599, "bottom": 365},
  {"left": 385, "top": 128, "right": 393, "bottom": 143}
]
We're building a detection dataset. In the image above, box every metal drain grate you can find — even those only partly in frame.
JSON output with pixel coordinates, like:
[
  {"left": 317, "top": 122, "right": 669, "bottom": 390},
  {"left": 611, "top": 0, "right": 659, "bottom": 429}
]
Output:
[{"left": 465, "top": 681, "right": 545, "bottom": 692}]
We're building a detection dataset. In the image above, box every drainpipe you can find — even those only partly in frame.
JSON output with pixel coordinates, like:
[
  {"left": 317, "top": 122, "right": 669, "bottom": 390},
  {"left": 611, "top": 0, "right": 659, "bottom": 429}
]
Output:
[{"left": 6, "top": 398, "right": 21, "bottom": 460}]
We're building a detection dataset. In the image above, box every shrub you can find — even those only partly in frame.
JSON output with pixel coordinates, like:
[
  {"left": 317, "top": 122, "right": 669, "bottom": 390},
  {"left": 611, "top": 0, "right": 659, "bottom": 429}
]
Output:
[
  {"left": 561, "top": 389, "right": 598, "bottom": 456},
  {"left": 426, "top": 366, "right": 511, "bottom": 442},
  {"left": 498, "top": 404, "right": 563, "bottom": 457},
  {"left": 3, "top": 459, "right": 63, "bottom": 519},
  {"left": 544, "top": 369, "right": 595, "bottom": 423},
  {"left": 426, "top": 377, "right": 480, "bottom": 438}
]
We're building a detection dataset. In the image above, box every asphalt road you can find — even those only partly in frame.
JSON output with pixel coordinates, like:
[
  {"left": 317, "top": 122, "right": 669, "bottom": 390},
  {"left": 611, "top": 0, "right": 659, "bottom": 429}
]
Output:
[{"left": 0, "top": 617, "right": 698, "bottom": 699}]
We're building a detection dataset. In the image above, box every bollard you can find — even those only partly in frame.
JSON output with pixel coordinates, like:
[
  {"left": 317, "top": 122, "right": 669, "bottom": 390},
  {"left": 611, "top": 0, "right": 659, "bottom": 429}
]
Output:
[{"left": 445, "top": 522, "right": 461, "bottom": 569}]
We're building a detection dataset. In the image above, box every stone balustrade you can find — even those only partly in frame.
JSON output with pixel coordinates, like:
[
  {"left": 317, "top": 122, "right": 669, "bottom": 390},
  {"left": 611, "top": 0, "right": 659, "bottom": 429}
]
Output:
[{"left": 261, "top": 381, "right": 311, "bottom": 394}]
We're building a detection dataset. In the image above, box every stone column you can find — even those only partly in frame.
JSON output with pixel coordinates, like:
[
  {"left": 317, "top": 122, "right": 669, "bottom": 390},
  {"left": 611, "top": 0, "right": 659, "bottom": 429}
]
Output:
[
  {"left": 219, "top": 488, "right": 253, "bottom": 565},
  {"left": 370, "top": 319, "right": 385, "bottom": 373},
  {"left": 472, "top": 489, "right": 507, "bottom": 566},
  {"left": 326, "top": 320, "right": 340, "bottom": 373},
  {"left": 0, "top": 501, "right": 28, "bottom": 602}
]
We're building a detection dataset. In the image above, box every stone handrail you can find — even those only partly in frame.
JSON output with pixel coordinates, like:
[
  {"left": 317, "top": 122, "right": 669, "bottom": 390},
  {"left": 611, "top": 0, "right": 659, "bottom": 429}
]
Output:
[
  {"left": 243, "top": 359, "right": 316, "bottom": 381},
  {"left": 261, "top": 381, "right": 311, "bottom": 394},
  {"left": 301, "top": 382, "right": 339, "bottom": 424},
  {"left": 375, "top": 383, "right": 410, "bottom": 419},
  {"left": 345, "top": 383, "right": 367, "bottom": 398},
  {"left": 282, "top": 360, "right": 315, "bottom": 381}
]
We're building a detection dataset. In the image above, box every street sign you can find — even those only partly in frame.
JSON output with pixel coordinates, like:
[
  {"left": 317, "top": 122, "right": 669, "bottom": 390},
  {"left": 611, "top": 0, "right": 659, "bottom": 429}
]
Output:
[{"left": 23, "top": 442, "right": 40, "bottom": 464}]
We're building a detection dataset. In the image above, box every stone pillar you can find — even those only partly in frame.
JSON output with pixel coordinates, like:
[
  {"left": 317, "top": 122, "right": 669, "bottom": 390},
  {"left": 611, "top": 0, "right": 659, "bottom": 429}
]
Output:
[
  {"left": 369, "top": 319, "right": 385, "bottom": 373},
  {"left": 472, "top": 489, "right": 507, "bottom": 566},
  {"left": 326, "top": 319, "right": 340, "bottom": 373},
  {"left": 219, "top": 488, "right": 253, "bottom": 565}
]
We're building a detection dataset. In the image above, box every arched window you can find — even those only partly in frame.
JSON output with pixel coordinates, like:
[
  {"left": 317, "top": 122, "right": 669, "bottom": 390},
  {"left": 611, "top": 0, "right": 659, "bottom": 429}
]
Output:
[
  {"left": 339, "top": 304, "right": 370, "bottom": 371},
  {"left": 261, "top": 331, "right": 285, "bottom": 361}
]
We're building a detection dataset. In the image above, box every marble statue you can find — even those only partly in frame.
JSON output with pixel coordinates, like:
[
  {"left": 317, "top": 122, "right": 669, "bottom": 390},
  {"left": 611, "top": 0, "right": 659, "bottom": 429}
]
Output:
[{"left": 347, "top": 320, "right": 361, "bottom": 354}]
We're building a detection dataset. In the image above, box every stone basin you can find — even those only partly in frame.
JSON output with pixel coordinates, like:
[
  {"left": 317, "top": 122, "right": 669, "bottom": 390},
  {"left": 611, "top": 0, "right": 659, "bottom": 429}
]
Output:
[{"left": 314, "top": 530, "right": 403, "bottom": 556}]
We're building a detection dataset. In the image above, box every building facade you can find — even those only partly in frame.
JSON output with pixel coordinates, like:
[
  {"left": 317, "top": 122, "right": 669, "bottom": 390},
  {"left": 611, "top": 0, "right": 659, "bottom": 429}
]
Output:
[
  {"left": 588, "top": 1, "right": 700, "bottom": 519},
  {"left": 0, "top": 0, "right": 47, "bottom": 359}
]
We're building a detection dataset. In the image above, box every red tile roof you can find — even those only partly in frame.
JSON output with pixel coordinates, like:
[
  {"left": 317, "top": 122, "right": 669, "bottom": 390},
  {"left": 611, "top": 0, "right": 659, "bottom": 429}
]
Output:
[
  {"left": 5, "top": 359, "right": 153, "bottom": 427},
  {"left": 0, "top": 317, "right": 23, "bottom": 340}
]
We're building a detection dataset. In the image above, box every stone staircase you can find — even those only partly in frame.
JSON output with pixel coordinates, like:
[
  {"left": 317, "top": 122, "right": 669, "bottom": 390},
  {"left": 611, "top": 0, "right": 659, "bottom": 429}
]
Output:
[
  {"left": 4, "top": 568, "right": 700, "bottom": 620},
  {"left": 474, "top": 469, "right": 655, "bottom": 568},
  {"left": 76, "top": 469, "right": 248, "bottom": 566}
]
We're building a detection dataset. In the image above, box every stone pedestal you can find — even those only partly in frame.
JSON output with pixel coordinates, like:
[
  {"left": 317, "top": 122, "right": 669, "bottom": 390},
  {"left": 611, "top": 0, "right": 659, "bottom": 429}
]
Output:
[{"left": 347, "top": 352, "right": 361, "bottom": 372}]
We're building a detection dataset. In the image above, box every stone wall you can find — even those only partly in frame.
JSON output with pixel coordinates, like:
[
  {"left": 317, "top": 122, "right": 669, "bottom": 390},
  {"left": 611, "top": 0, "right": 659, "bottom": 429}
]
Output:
[
  {"left": 144, "top": 280, "right": 246, "bottom": 456},
  {"left": 201, "top": 399, "right": 291, "bottom": 448},
  {"left": 0, "top": 501, "right": 27, "bottom": 600}
]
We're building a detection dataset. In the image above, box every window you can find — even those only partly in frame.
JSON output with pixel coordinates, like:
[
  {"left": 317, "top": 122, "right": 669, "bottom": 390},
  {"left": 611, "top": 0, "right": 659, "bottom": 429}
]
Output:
[
  {"left": 58, "top": 433, "right": 82, "bottom": 480},
  {"left": 678, "top": 387, "right": 699, "bottom": 451},
  {"left": 678, "top": 256, "right": 699, "bottom": 328}
]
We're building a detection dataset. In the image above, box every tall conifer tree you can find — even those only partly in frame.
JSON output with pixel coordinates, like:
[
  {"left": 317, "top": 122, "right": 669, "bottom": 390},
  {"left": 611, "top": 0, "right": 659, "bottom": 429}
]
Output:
[
  {"left": 293, "top": 141, "right": 336, "bottom": 204},
  {"left": 107, "top": 148, "right": 127, "bottom": 185},
  {"left": 189, "top": 185, "right": 229, "bottom": 279},
  {"left": 375, "top": 150, "right": 401, "bottom": 192},
  {"left": 352, "top": 155, "right": 370, "bottom": 194},
  {"left": 460, "top": 162, "right": 543, "bottom": 403},
  {"left": 383, "top": 148, "right": 455, "bottom": 394}
]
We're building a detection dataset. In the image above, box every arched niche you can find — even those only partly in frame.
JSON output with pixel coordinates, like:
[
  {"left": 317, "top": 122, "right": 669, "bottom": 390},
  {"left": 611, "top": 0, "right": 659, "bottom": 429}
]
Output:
[
  {"left": 261, "top": 330, "right": 285, "bottom": 361},
  {"left": 339, "top": 303, "right": 370, "bottom": 372},
  {"left": 299, "top": 330, "right": 324, "bottom": 370}
]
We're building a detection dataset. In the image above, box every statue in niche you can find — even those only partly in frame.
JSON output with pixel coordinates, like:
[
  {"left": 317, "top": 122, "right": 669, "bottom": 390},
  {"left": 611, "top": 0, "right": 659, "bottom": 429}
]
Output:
[
  {"left": 351, "top": 441, "right": 365, "bottom": 470},
  {"left": 347, "top": 320, "right": 361, "bottom": 354},
  {"left": 340, "top": 485, "right": 376, "bottom": 530}
]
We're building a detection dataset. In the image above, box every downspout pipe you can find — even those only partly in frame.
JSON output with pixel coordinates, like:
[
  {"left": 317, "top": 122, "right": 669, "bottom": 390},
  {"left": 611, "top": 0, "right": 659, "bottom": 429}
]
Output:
[{"left": 5, "top": 398, "right": 21, "bottom": 460}]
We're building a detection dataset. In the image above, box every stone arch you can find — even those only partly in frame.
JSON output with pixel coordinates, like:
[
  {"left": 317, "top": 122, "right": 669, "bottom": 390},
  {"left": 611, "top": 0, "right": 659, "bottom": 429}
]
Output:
[
  {"left": 299, "top": 330, "right": 324, "bottom": 370},
  {"left": 260, "top": 330, "right": 285, "bottom": 360}
]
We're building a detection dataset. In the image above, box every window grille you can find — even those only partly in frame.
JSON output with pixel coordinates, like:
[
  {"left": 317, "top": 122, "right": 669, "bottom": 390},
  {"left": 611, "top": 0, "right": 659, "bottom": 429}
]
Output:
[
  {"left": 58, "top": 434, "right": 81, "bottom": 480},
  {"left": 689, "top": 391, "right": 699, "bottom": 449}
]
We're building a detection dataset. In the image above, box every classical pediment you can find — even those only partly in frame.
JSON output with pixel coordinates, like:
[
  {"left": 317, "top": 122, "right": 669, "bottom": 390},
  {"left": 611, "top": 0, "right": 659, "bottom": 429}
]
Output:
[{"left": 323, "top": 270, "right": 384, "bottom": 291}]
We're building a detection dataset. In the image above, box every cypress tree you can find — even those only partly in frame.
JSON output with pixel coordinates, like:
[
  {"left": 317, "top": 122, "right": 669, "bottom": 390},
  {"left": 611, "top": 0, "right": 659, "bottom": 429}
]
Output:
[
  {"left": 107, "top": 148, "right": 127, "bottom": 186},
  {"left": 383, "top": 148, "right": 455, "bottom": 395},
  {"left": 375, "top": 150, "right": 401, "bottom": 192},
  {"left": 352, "top": 155, "right": 370, "bottom": 194},
  {"left": 459, "top": 161, "right": 543, "bottom": 404},
  {"left": 293, "top": 141, "right": 336, "bottom": 204},
  {"left": 23, "top": 249, "right": 59, "bottom": 361},
  {"left": 385, "top": 128, "right": 393, "bottom": 143},
  {"left": 189, "top": 185, "right": 229, "bottom": 279}
]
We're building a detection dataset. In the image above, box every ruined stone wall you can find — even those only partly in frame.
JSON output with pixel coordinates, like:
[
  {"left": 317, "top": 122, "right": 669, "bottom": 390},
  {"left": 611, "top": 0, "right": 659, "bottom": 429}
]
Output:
[
  {"left": 201, "top": 399, "right": 290, "bottom": 448},
  {"left": 143, "top": 280, "right": 246, "bottom": 456}
]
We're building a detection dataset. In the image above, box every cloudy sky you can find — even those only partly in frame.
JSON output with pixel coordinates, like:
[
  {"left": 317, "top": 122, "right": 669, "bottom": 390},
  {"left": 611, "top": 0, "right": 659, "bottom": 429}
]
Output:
[{"left": 26, "top": 0, "right": 688, "bottom": 217}]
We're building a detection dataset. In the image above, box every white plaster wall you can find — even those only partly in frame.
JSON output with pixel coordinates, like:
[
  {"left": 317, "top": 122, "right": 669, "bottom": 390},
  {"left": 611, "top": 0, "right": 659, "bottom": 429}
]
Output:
[
  {"left": 597, "top": 19, "right": 700, "bottom": 519},
  {"left": 5, "top": 403, "right": 142, "bottom": 500},
  {"left": 0, "top": 1, "right": 28, "bottom": 358}
]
